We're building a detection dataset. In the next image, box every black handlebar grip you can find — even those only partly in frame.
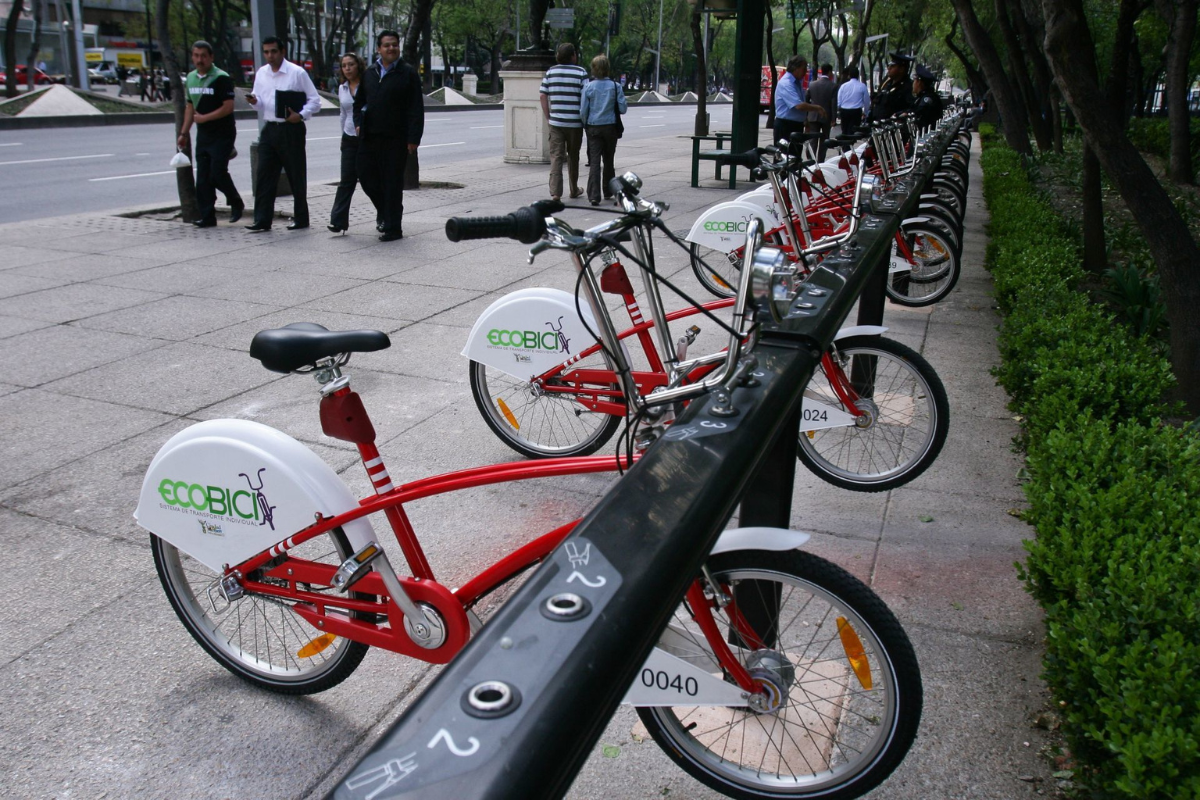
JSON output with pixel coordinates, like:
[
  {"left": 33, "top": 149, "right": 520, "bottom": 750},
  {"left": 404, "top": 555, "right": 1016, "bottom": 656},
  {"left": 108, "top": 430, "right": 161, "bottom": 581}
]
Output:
[
  {"left": 445, "top": 206, "right": 547, "bottom": 244},
  {"left": 715, "top": 148, "right": 764, "bottom": 170}
]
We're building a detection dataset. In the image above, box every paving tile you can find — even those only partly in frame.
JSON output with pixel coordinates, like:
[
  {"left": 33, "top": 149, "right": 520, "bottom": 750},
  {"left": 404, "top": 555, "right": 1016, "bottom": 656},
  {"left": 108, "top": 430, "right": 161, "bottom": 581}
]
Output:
[
  {"left": 75, "top": 295, "right": 285, "bottom": 340},
  {"left": 94, "top": 262, "right": 250, "bottom": 293},
  {"left": 0, "top": 323, "right": 163, "bottom": 387},
  {"left": 42, "top": 341, "right": 279, "bottom": 416},
  {"left": 191, "top": 309, "right": 414, "bottom": 351},
  {"left": 10, "top": 253, "right": 167, "bottom": 283},
  {"left": 0, "top": 270, "right": 71, "bottom": 299},
  {"left": 0, "top": 282, "right": 168, "bottom": 323},
  {"left": 300, "top": 280, "right": 484, "bottom": 322},
  {"left": 0, "top": 244, "right": 77, "bottom": 270},
  {"left": 0, "top": 388, "right": 174, "bottom": 490}
]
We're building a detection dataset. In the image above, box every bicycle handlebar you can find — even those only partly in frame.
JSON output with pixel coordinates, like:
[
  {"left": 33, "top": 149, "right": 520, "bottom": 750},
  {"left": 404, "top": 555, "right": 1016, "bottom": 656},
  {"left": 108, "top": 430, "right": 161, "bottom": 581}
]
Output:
[
  {"left": 445, "top": 201, "right": 562, "bottom": 244},
  {"left": 716, "top": 148, "right": 767, "bottom": 170}
]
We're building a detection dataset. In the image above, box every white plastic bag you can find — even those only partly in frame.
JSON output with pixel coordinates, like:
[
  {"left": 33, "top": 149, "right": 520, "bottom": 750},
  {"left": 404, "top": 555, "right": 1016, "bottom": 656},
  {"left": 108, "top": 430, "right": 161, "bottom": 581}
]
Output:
[{"left": 169, "top": 149, "right": 191, "bottom": 168}]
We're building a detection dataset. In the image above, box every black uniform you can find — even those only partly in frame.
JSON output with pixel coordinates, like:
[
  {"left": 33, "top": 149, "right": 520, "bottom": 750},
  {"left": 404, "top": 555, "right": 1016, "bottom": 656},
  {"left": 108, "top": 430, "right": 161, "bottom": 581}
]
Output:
[
  {"left": 870, "top": 80, "right": 912, "bottom": 122},
  {"left": 354, "top": 59, "right": 425, "bottom": 237},
  {"left": 912, "top": 90, "right": 944, "bottom": 128},
  {"left": 186, "top": 67, "right": 242, "bottom": 225}
]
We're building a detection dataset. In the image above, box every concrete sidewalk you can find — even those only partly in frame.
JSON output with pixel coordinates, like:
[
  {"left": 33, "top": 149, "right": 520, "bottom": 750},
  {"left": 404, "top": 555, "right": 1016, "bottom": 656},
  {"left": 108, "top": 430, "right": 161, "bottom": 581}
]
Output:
[{"left": 0, "top": 126, "right": 1053, "bottom": 799}]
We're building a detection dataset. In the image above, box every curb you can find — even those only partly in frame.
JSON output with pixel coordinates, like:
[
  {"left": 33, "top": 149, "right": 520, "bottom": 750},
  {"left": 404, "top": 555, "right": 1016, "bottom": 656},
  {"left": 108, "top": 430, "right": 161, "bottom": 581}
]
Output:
[{"left": 0, "top": 100, "right": 701, "bottom": 130}]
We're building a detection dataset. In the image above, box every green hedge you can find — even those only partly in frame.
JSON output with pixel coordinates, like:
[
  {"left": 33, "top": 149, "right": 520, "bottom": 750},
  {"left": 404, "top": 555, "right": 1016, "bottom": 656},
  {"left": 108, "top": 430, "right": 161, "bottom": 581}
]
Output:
[{"left": 981, "top": 133, "right": 1200, "bottom": 798}]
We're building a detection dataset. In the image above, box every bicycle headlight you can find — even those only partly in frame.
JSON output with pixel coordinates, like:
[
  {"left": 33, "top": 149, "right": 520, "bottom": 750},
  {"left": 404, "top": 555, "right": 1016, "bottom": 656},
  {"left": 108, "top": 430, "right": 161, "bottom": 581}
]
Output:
[{"left": 748, "top": 246, "right": 790, "bottom": 324}]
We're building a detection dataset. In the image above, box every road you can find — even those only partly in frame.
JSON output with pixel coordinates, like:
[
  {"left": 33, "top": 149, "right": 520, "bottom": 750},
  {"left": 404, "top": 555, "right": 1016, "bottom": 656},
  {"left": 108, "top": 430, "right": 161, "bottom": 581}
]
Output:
[{"left": 0, "top": 104, "right": 731, "bottom": 223}]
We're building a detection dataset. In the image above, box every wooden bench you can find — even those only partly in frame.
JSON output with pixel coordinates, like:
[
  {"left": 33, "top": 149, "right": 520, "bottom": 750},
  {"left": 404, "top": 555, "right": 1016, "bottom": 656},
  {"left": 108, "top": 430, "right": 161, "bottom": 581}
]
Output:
[{"left": 689, "top": 131, "right": 737, "bottom": 189}]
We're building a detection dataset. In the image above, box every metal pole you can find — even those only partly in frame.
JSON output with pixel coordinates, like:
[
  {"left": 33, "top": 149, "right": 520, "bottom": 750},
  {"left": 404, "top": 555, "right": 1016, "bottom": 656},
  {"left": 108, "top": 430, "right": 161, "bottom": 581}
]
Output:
[
  {"left": 70, "top": 0, "right": 89, "bottom": 90},
  {"left": 516, "top": 1, "right": 520, "bottom": 51},
  {"left": 654, "top": 0, "right": 662, "bottom": 92}
]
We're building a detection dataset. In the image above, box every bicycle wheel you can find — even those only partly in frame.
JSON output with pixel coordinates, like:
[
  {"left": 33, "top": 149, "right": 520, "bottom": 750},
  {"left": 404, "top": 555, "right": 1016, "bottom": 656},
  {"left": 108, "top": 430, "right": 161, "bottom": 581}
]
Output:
[
  {"left": 798, "top": 336, "right": 948, "bottom": 492},
  {"left": 690, "top": 241, "right": 743, "bottom": 298},
  {"left": 151, "top": 528, "right": 369, "bottom": 694},
  {"left": 469, "top": 356, "right": 622, "bottom": 458},
  {"left": 637, "top": 549, "right": 922, "bottom": 800},
  {"left": 885, "top": 226, "right": 961, "bottom": 308}
]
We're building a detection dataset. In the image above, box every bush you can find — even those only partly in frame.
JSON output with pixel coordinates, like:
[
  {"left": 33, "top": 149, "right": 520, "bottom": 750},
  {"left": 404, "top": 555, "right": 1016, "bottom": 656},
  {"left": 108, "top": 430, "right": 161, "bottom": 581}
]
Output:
[{"left": 981, "top": 136, "right": 1198, "bottom": 798}]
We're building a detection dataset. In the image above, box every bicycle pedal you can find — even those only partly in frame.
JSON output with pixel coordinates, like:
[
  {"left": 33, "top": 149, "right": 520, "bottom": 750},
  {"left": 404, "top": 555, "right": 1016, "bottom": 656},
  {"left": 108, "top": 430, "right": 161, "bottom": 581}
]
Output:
[{"left": 332, "top": 541, "right": 384, "bottom": 593}]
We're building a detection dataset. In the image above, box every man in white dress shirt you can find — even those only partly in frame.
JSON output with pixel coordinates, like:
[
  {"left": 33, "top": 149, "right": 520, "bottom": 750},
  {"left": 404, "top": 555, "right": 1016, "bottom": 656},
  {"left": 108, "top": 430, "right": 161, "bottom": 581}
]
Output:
[
  {"left": 244, "top": 36, "right": 322, "bottom": 232},
  {"left": 836, "top": 66, "right": 870, "bottom": 136}
]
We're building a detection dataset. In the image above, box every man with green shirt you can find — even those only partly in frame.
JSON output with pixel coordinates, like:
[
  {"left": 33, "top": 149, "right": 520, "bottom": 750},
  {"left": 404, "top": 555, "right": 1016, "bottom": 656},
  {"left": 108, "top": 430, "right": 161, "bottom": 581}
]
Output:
[{"left": 177, "top": 40, "right": 244, "bottom": 227}]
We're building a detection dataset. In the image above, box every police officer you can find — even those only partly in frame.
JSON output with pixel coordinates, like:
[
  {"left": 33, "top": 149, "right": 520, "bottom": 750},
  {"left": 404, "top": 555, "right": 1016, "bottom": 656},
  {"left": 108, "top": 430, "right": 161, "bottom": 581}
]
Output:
[
  {"left": 912, "top": 64, "right": 945, "bottom": 128},
  {"left": 870, "top": 51, "right": 914, "bottom": 122}
]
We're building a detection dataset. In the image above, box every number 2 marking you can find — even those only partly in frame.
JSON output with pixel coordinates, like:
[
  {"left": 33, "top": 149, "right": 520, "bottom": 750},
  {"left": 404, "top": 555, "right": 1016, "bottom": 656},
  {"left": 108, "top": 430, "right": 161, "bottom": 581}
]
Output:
[
  {"left": 428, "top": 728, "right": 480, "bottom": 757},
  {"left": 567, "top": 571, "right": 606, "bottom": 588}
]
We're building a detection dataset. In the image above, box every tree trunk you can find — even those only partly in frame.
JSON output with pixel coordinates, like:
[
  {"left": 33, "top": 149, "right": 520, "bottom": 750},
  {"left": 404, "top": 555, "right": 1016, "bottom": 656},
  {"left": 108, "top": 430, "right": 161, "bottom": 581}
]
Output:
[
  {"left": 951, "top": 0, "right": 1032, "bottom": 154},
  {"left": 1043, "top": 0, "right": 1200, "bottom": 413},
  {"left": 995, "top": 0, "right": 1050, "bottom": 150},
  {"left": 691, "top": 4, "right": 707, "bottom": 135},
  {"left": 1154, "top": 0, "right": 1197, "bottom": 183},
  {"left": 25, "top": 0, "right": 43, "bottom": 95},
  {"left": 158, "top": 0, "right": 198, "bottom": 222},
  {"left": 945, "top": 16, "right": 988, "bottom": 98},
  {"left": 403, "top": 0, "right": 436, "bottom": 67},
  {"left": 848, "top": 0, "right": 873, "bottom": 73},
  {"left": 765, "top": 3, "right": 777, "bottom": 129},
  {"left": 1011, "top": 0, "right": 1058, "bottom": 145},
  {"left": 1081, "top": 144, "right": 1105, "bottom": 273},
  {"left": 4, "top": 0, "right": 24, "bottom": 99},
  {"left": 1106, "top": 0, "right": 1143, "bottom": 131}
]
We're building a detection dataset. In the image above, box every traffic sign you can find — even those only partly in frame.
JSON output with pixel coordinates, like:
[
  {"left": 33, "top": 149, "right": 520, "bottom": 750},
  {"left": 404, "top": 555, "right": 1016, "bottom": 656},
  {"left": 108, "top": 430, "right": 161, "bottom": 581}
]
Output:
[{"left": 545, "top": 8, "right": 575, "bottom": 28}]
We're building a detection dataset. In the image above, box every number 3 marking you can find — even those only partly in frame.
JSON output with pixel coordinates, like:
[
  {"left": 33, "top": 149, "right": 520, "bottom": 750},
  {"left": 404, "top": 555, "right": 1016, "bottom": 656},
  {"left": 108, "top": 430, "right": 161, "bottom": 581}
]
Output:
[
  {"left": 428, "top": 728, "right": 480, "bottom": 757},
  {"left": 700, "top": 420, "right": 727, "bottom": 429},
  {"left": 567, "top": 571, "right": 606, "bottom": 588}
]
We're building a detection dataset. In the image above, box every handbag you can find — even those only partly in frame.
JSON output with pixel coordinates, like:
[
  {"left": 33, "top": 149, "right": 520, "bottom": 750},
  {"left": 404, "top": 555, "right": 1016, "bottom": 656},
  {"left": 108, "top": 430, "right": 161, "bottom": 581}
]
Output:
[{"left": 611, "top": 79, "right": 624, "bottom": 138}]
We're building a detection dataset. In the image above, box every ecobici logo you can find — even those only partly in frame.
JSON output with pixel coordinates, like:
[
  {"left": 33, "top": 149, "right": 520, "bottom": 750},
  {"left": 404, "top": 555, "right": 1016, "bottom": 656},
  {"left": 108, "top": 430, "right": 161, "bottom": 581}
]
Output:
[
  {"left": 157, "top": 467, "right": 277, "bottom": 531},
  {"left": 702, "top": 219, "right": 750, "bottom": 233},
  {"left": 486, "top": 316, "right": 571, "bottom": 354}
]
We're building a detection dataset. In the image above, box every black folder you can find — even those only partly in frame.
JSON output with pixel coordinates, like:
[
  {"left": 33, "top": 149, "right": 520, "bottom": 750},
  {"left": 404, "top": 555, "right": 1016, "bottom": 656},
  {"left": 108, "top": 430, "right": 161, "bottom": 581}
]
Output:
[{"left": 275, "top": 89, "right": 307, "bottom": 119}]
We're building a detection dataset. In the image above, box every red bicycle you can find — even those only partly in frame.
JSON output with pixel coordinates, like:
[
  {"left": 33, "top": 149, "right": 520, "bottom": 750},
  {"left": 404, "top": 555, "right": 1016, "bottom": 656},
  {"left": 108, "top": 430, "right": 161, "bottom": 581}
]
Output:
[{"left": 137, "top": 216, "right": 922, "bottom": 800}]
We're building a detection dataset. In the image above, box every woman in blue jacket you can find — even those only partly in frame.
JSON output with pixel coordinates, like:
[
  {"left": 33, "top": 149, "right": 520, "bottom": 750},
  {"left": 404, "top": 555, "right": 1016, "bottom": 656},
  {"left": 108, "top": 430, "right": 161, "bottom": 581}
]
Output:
[{"left": 579, "top": 55, "right": 627, "bottom": 206}]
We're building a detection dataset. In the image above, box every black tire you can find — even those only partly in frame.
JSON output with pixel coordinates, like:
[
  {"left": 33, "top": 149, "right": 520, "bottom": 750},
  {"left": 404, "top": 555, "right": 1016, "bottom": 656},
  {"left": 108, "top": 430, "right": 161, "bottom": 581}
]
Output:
[
  {"left": 798, "top": 336, "right": 949, "bottom": 491},
  {"left": 152, "top": 528, "right": 369, "bottom": 694},
  {"left": 885, "top": 226, "right": 961, "bottom": 307},
  {"left": 908, "top": 213, "right": 961, "bottom": 257},
  {"left": 469, "top": 358, "right": 622, "bottom": 458},
  {"left": 690, "top": 241, "right": 743, "bottom": 298},
  {"left": 637, "top": 549, "right": 922, "bottom": 799}
]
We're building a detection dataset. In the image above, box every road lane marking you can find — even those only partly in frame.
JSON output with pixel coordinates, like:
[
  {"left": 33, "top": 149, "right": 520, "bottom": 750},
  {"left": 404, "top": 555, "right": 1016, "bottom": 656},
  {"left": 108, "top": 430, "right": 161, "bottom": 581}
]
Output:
[
  {"left": 89, "top": 170, "right": 177, "bottom": 182},
  {"left": 0, "top": 142, "right": 23, "bottom": 147},
  {"left": 135, "top": 152, "right": 151, "bottom": 155},
  {"left": 0, "top": 153, "right": 114, "bottom": 166},
  {"left": 640, "top": 124, "right": 666, "bottom": 128},
  {"left": 421, "top": 141, "right": 466, "bottom": 148},
  {"left": 308, "top": 136, "right": 341, "bottom": 140},
  {"left": 470, "top": 125, "right": 503, "bottom": 129}
]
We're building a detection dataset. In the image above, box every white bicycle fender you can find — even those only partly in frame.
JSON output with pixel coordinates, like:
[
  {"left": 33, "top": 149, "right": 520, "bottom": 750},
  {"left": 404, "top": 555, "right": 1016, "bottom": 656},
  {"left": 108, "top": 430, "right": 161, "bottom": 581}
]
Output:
[
  {"left": 732, "top": 192, "right": 786, "bottom": 230},
  {"left": 901, "top": 216, "right": 930, "bottom": 227},
  {"left": 684, "top": 201, "right": 768, "bottom": 251},
  {"left": 135, "top": 419, "right": 375, "bottom": 572},
  {"left": 833, "top": 325, "right": 888, "bottom": 341},
  {"left": 461, "top": 288, "right": 603, "bottom": 382},
  {"left": 709, "top": 526, "right": 811, "bottom": 555}
]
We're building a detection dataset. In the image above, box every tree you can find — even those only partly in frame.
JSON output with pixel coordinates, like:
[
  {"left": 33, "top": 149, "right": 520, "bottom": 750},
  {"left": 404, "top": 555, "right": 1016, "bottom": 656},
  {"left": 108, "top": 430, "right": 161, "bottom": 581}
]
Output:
[
  {"left": 1041, "top": 0, "right": 1200, "bottom": 413},
  {"left": 24, "top": 0, "right": 44, "bottom": 96},
  {"left": 949, "top": 0, "right": 1032, "bottom": 153},
  {"left": 1153, "top": 0, "right": 1197, "bottom": 183},
  {"left": 4, "top": 0, "right": 24, "bottom": 99},
  {"left": 158, "top": 0, "right": 198, "bottom": 222}
]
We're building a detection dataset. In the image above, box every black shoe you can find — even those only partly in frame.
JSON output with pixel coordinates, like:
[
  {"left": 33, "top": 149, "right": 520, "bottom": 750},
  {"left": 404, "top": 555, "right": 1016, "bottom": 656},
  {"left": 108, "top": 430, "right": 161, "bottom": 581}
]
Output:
[
  {"left": 376, "top": 221, "right": 385, "bottom": 232},
  {"left": 245, "top": 223, "right": 271, "bottom": 232},
  {"left": 229, "top": 200, "right": 245, "bottom": 223},
  {"left": 589, "top": 199, "right": 600, "bottom": 206},
  {"left": 378, "top": 231, "right": 403, "bottom": 242},
  {"left": 193, "top": 218, "right": 217, "bottom": 228},
  {"left": 287, "top": 222, "right": 309, "bottom": 231},
  {"left": 328, "top": 224, "right": 347, "bottom": 234}
]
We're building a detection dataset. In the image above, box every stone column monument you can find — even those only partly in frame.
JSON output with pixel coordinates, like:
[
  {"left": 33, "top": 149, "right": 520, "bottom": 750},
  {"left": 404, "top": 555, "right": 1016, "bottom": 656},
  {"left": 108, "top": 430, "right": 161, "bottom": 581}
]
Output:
[{"left": 501, "top": 0, "right": 557, "bottom": 164}]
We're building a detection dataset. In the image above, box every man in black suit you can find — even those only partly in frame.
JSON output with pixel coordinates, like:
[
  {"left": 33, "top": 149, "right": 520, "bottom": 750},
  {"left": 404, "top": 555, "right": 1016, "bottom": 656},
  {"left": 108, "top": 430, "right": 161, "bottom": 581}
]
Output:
[{"left": 355, "top": 30, "right": 424, "bottom": 242}]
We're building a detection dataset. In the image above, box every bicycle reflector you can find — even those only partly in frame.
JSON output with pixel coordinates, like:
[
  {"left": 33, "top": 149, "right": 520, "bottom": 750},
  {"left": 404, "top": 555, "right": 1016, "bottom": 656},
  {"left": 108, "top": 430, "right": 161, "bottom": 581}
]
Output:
[
  {"left": 496, "top": 398, "right": 520, "bottom": 430},
  {"left": 297, "top": 632, "right": 337, "bottom": 659},
  {"left": 837, "top": 617, "right": 873, "bottom": 690}
]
